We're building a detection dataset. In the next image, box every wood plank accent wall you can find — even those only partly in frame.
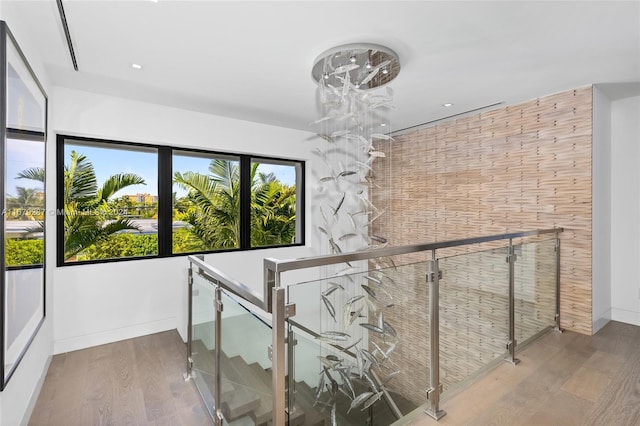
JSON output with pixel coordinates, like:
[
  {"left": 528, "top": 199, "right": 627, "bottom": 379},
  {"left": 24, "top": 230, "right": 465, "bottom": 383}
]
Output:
[{"left": 371, "top": 86, "right": 593, "bottom": 335}]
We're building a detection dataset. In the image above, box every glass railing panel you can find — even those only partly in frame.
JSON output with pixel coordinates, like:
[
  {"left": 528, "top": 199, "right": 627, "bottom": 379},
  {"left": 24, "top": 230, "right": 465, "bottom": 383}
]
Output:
[
  {"left": 438, "top": 245, "right": 510, "bottom": 394},
  {"left": 287, "top": 261, "right": 426, "bottom": 424},
  {"left": 514, "top": 237, "right": 557, "bottom": 346},
  {"left": 190, "top": 272, "right": 217, "bottom": 418},
  {"left": 219, "top": 290, "right": 274, "bottom": 425}
]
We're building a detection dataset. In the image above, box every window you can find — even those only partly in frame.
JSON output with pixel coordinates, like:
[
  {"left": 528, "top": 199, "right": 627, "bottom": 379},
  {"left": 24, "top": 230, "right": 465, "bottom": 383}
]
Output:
[
  {"left": 172, "top": 151, "right": 240, "bottom": 253},
  {"left": 57, "top": 136, "right": 305, "bottom": 265},
  {"left": 250, "top": 159, "right": 302, "bottom": 248},
  {"left": 5, "top": 138, "right": 45, "bottom": 267},
  {"left": 60, "top": 139, "right": 158, "bottom": 263},
  {"left": 1, "top": 19, "right": 47, "bottom": 389}
]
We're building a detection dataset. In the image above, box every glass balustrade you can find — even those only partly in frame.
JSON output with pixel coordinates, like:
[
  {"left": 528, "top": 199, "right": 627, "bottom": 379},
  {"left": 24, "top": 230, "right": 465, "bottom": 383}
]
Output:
[
  {"left": 187, "top": 228, "right": 563, "bottom": 425},
  {"left": 189, "top": 270, "right": 217, "bottom": 418},
  {"left": 219, "top": 290, "right": 274, "bottom": 425},
  {"left": 438, "top": 246, "right": 510, "bottom": 393},
  {"left": 514, "top": 237, "right": 558, "bottom": 346},
  {"left": 287, "top": 261, "right": 427, "bottom": 424}
]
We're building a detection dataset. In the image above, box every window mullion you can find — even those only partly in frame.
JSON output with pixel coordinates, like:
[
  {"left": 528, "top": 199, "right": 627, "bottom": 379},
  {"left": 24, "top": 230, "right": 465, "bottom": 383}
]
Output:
[
  {"left": 239, "top": 156, "right": 252, "bottom": 249},
  {"left": 158, "top": 147, "right": 173, "bottom": 257}
]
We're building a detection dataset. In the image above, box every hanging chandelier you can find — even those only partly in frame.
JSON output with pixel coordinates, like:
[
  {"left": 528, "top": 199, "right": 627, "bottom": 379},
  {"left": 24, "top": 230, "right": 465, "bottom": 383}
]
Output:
[
  {"left": 311, "top": 43, "right": 401, "bottom": 90},
  {"left": 306, "top": 43, "right": 404, "bottom": 423},
  {"left": 311, "top": 43, "right": 401, "bottom": 256}
]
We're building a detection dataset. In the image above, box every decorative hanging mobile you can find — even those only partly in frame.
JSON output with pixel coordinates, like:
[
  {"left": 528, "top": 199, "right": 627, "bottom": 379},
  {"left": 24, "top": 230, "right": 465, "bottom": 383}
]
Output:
[{"left": 307, "top": 44, "right": 404, "bottom": 423}]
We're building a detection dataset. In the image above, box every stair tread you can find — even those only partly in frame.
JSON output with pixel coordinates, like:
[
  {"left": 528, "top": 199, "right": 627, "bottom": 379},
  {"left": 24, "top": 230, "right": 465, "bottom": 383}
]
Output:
[
  {"left": 248, "top": 363, "right": 322, "bottom": 426},
  {"left": 228, "top": 356, "right": 274, "bottom": 425},
  {"left": 192, "top": 341, "right": 261, "bottom": 421},
  {"left": 191, "top": 340, "right": 235, "bottom": 399},
  {"left": 291, "top": 380, "right": 330, "bottom": 426}
]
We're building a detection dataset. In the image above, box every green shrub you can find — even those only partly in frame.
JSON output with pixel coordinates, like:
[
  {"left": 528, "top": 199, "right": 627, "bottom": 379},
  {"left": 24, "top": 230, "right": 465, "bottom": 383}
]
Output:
[
  {"left": 6, "top": 239, "right": 44, "bottom": 266},
  {"left": 81, "top": 233, "right": 158, "bottom": 260}
]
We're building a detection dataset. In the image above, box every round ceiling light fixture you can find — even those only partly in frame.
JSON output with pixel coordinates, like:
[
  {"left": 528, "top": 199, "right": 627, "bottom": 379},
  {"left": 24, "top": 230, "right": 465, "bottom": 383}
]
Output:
[{"left": 311, "top": 43, "right": 400, "bottom": 90}]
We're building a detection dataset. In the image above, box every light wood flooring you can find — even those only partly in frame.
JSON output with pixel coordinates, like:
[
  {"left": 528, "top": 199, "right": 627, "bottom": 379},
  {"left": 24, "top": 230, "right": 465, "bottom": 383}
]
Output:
[
  {"left": 27, "top": 321, "right": 640, "bottom": 426},
  {"left": 405, "top": 320, "right": 640, "bottom": 426},
  {"left": 28, "top": 330, "right": 210, "bottom": 426}
]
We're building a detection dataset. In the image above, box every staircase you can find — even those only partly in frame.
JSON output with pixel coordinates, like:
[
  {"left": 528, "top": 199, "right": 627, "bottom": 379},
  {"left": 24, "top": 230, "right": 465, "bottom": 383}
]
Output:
[{"left": 191, "top": 339, "right": 416, "bottom": 425}]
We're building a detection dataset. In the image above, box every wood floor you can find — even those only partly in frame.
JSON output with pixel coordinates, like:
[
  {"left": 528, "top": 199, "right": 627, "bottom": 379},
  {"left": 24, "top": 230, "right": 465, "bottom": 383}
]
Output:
[
  {"left": 27, "top": 321, "right": 640, "bottom": 426},
  {"left": 405, "top": 320, "right": 640, "bottom": 426},
  {"left": 28, "top": 330, "right": 210, "bottom": 426}
]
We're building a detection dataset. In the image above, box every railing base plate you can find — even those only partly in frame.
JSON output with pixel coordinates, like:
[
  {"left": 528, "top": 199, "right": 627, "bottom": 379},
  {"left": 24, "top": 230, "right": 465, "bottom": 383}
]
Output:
[
  {"left": 424, "top": 409, "right": 447, "bottom": 420},
  {"left": 553, "top": 326, "right": 565, "bottom": 333},
  {"left": 504, "top": 357, "right": 521, "bottom": 365}
]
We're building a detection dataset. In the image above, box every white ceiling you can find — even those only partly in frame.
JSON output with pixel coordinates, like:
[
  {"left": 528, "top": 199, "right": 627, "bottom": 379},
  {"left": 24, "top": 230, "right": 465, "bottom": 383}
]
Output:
[{"left": 2, "top": 0, "right": 639, "bottom": 132}]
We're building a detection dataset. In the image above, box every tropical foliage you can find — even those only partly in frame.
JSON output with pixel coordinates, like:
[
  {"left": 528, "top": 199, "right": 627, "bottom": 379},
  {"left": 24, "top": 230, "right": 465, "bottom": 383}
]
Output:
[
  {"left": 6, "top": 238, "right": 43, "bottom": 266},
  {"left": 17, "top": 151, "right": 147, "bottom": 261},
  {"left": 61, "top": 151, "right": 147, "bottom": 260},
  {"left": 6, "top": 187, "right": 44, "bottom": 220},
  {"left": 250, "top": 171, "right": 297, "bottom": 247},
  {"left": 5, "top": 168, "right": 45, "bottom": 266},
  {"left": 78, "top": 229, "right": 207, "bottom": 261},
  {"left": 8, "top": 155, "right": 296, "bottom": 265},
  {"left": 174, "top": 159, "right": 297, "bottom": 250}
]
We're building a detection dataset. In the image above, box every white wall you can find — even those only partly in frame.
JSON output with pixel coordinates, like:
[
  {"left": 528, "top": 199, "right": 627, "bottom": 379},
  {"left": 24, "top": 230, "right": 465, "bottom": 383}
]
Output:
[
  {"left": 610, "top": 93, "right": 640, "bottom": 326},
  {"left": 0, "top": 7, "right": 55, "bottom": 426},
  {"left": 52, "top": 87, "right": 319, "bottom": 354},
  {"left": 592, "top": 86, "right": 612, "bottom": 333}
]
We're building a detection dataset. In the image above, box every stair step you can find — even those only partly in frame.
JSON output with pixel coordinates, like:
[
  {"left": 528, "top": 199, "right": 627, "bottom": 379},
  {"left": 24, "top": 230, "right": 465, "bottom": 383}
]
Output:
[
  {"left": 191, "top": 340, "right": 261, "bottom": 422},
  {"left": 219, "top": 354, "right": 262, "bottom": 421},
  {"left": 292, "top": 381, "right": 330, "bottom": 426},
  {"left": 246, "top": 363, "right": 307, "bottom": 426},
  {"left": 229, "top": 356, "right": 274, "bottom": 426},
  {"left": 248, "top": 363, "right": 322, "bottom": 426},
  {"left": 191, "top": 340, "right": 235, "bottom": 400}
]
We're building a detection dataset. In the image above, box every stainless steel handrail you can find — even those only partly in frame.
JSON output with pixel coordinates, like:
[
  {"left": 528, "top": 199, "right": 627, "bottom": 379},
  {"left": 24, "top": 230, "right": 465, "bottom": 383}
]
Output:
[
  {"left": 264, "top": 227, "right": 563, "bottom": 274},
  {"left": 264, "top": 226, "right": 564, "bottom": 422},
  {"left": 187, "top": 227, "right": 564, "bottom": 424},
  {"left": 188, "top": 255, "right": 266, "bottom": 311}
]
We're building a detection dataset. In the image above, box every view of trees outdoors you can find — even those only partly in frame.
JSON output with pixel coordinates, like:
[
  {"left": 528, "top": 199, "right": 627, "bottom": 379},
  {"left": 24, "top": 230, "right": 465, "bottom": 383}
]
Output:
[
  {"left": 5, "top": 139, "right": 45, "bottom": 267},
  {"left": 2, "top": 141, "right": 300, "bottom": 265}
]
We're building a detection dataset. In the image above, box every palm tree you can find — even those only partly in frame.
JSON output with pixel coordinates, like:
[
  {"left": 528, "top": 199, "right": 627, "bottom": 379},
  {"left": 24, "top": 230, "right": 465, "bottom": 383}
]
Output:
[
  {"left": 251, "top": 173, "right": 297, "bottom": 246},
  {"left": 174, "top": 159, "right": 241, "bottom": 249},
  {"left": 63, "top": 151, "right": 147, "bottom": 260},
  {"left": 7, "top": 187, "right": 42, "bottom": 220},
  {"left": 19, "top": 151, "right": 146, "bottom": 260},
  {"left": 174, "top": 159, "right": 296, "bottom": 249}
]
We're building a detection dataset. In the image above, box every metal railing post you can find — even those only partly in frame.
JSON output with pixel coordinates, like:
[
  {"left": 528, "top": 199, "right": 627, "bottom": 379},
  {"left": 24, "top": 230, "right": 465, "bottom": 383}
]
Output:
[
  {"left": 425, "top": 250, "right": 446, "bottom": 420},
  {"left": 214, "top": 284, "right": 224, "bottom": 426},
  {"left": 506, "top": 239, "right": 520, "bottom": 365},
  {"left": 286, "top": 323, "right": 296, "bottom": 420},
  {"left": 554, "top": 233, "right": 564, "bottom": 332},
  {"left": 184, "top": 263, "right": 194, "bottom": 381},
  {"left": 272, "top": 285, "right": 287, "bottom": 425}
]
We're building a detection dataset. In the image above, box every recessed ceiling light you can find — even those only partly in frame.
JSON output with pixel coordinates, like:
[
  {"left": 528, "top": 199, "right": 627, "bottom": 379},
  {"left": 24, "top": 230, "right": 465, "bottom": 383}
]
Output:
[
  {"left": 131, "top": 63, "right": 143, "bottom": 70},
  {"left": 442, "top": 103, "right": 454, "bottom": 107},
  {"left": 380, "top": 123, "right": 387, "bottom": 127}
]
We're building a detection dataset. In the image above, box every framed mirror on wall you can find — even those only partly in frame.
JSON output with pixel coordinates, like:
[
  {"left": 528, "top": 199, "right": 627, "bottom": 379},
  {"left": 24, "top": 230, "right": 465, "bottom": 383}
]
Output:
[{"left": 0, "top": 20, "right": 47, "bottom": 390}]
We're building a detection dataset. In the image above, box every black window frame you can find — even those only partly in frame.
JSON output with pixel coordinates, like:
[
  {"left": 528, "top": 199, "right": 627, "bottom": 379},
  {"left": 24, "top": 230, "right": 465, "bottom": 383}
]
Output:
[
  {"left": 56, "top": 134, "right": 305, "bottom": 266},
  {"left": 1, "top": 20, "right": 48, "bottom": 390}
]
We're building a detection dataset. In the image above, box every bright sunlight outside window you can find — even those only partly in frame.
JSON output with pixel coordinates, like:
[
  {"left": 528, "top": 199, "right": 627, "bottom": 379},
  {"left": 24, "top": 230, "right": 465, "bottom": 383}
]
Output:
[
  {"left": 58, "top": 136, "right": 304, "bottom": 265},
  {"left": 61, "top": 140, "right": 158, "bottom": 263}
]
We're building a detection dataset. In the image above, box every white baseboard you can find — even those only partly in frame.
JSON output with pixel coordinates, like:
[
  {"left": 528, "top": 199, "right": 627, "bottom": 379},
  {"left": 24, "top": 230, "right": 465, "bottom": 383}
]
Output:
[
  {"left": 592, "top": 313, "right": 611, "bottom": 334},
  {"left": 20, "top": 355, "right": 52, "bottom": 426},
  {"left": 611, "top": 308, "right": 640, "bottom": 327},
  {"left": 53, "top": 317, "right": 176, "bottom": 354}
]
